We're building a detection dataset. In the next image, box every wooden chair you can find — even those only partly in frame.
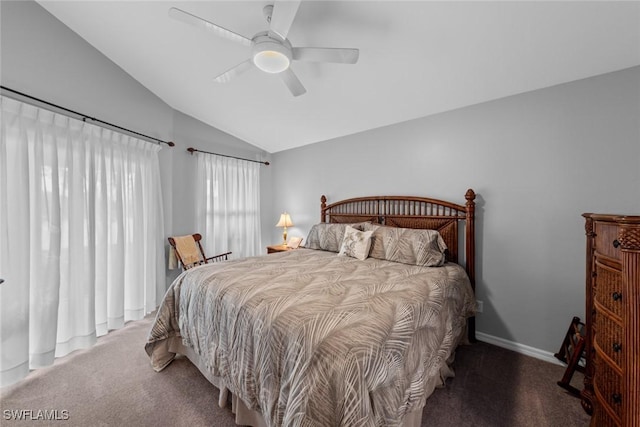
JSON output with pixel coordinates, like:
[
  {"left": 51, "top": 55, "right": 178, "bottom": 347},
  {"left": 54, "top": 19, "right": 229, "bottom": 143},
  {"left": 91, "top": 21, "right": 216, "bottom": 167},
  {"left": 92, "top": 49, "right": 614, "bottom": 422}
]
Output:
[{"left": 168, "top": 233, "right": 231, "bottom": 270}]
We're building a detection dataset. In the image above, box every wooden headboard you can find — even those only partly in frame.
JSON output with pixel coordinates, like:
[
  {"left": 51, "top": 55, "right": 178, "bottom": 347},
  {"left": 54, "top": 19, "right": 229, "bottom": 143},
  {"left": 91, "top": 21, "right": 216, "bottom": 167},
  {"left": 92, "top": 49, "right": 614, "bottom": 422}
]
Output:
[{"left": 320, "top": 189, "right": 477, "bottom": 307}]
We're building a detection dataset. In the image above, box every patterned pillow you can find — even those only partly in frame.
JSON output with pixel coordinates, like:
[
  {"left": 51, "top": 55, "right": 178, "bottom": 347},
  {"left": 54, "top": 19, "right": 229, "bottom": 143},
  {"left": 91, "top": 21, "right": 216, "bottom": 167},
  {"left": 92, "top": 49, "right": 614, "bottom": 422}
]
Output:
[
  {"left": 305, "top": 222, "right": 368, "bottom": 253},
  {"left": 338, "top": 226, "right": 374, "bottom": 260},
  {"left": 367, "top": 224, "right": 448, "bottom": 267}
]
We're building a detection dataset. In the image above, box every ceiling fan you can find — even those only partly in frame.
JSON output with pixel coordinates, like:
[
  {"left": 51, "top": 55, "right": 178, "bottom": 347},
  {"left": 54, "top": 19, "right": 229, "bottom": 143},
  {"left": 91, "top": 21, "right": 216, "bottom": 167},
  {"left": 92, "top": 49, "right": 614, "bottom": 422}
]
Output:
[{"left": 169, "top": 1, "right": 359, "bottom": 97}]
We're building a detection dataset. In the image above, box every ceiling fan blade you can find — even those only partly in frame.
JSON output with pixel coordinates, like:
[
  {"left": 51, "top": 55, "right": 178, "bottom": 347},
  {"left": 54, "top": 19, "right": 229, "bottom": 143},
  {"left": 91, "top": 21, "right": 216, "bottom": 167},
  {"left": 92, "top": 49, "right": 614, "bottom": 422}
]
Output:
[
  {"left": 268, "top": 0, "right": 301, "bottom": 40},
  {"left": 280, "top": 68, "right": 306, "bottom": 97},
  {"left": 292, "top": 47, "right": 359, "bottom": 64},
  {"left": 214, "top": 59, "right": 254, "bottom": 83},
  {"left": 169, "top": 7, "right": 252, "bottom": 47}
]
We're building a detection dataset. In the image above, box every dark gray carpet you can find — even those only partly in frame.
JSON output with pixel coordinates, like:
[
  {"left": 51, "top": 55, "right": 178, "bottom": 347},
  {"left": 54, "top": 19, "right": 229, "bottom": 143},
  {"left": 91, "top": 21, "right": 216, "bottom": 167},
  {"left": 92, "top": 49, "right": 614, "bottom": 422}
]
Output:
[
  {"left": 1, "top": 314, "right": 590, "bottom": 426},
  {"left": 421, "top": 340, "right": 589, "bottom": 426}
]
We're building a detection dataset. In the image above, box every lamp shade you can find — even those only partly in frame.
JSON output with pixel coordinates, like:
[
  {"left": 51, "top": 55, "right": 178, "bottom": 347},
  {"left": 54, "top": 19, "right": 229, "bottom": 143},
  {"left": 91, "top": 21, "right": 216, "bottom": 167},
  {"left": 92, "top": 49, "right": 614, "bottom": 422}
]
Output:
[{"left": 276, "top": 213, "right": 293, "bottom": 228}]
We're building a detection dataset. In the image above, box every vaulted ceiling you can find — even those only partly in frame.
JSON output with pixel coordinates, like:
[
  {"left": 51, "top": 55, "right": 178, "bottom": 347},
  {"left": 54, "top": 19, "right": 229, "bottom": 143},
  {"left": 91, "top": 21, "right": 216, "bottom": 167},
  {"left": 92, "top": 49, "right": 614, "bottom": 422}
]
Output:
[{"left": 37, "top": 1, "right": 640, "bottom": 153}]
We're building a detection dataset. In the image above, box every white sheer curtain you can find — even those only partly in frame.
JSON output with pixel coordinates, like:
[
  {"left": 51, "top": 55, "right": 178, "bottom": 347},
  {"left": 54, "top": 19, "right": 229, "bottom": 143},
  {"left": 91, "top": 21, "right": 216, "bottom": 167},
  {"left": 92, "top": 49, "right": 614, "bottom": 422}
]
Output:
[
  {"left": 194, "top": 153, "right": 262, "bottom": 259},
  {"left": 0, "top": 97, "right": 165, "bottom": 387}
]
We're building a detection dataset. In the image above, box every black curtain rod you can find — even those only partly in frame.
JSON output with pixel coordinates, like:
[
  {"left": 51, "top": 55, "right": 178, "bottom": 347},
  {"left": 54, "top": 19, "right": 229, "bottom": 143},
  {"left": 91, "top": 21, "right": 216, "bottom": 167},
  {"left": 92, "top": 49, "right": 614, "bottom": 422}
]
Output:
[
  {"left": 187, "top": 147, "right": 270, "bottom": 165},
  {"left": 1, "top": 85, "right": 175, "bottom": 148}
]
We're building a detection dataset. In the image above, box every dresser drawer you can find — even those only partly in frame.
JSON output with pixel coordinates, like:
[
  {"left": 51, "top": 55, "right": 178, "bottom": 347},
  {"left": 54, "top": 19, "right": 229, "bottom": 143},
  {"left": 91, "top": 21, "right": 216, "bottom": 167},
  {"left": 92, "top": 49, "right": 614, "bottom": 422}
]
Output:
[
  {"left": 594, "top": 312, "right": 623, "bottom": 368},
  {"left": 594, "top": 222, "right": 622, "bottom": 261},
  {"left": 593, "top": 353, "right": 623, "bottom": 421},
  {"left": 594, "top": 261, "right": 623, "bottom": 318}
]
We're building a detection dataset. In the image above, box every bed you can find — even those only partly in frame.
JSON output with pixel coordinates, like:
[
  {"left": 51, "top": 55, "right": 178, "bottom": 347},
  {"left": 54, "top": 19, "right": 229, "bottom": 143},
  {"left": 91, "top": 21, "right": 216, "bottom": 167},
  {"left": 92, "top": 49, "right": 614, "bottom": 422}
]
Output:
[{"left": 146, "top": 190, "right": 477, "bottom": 427}]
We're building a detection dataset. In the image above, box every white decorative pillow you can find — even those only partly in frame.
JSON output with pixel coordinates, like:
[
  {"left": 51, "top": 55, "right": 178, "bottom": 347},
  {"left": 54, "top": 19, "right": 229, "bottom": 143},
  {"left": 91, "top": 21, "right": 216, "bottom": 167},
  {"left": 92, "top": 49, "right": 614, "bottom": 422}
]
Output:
[{"left": 338, "top": 226, "right": 373, "bottom": 260}]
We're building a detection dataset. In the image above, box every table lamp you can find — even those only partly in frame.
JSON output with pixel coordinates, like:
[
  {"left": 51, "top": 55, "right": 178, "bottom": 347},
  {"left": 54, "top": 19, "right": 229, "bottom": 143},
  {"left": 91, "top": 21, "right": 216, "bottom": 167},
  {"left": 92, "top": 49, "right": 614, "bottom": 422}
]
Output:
[{"left": 276, "top": 212, "right": 293, "bottom": 245}]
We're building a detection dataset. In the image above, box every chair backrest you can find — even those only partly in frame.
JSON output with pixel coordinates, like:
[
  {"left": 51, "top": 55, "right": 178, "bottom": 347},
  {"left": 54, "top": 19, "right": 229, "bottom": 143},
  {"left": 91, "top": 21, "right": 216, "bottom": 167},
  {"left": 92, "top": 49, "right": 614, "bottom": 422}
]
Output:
[
  {"left": 168, "top": 233, "right": 231, "bottom": 270},
  {"left": 168, "top": 233, "right": 207, "bottom": 270}
]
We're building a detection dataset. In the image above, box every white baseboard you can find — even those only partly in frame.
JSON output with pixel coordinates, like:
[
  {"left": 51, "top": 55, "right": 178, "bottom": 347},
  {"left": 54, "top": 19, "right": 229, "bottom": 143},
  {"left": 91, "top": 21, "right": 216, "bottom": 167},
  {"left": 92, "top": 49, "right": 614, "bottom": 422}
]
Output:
[{"left": 475, "top": 331, "right": 564, "bottom": 366}]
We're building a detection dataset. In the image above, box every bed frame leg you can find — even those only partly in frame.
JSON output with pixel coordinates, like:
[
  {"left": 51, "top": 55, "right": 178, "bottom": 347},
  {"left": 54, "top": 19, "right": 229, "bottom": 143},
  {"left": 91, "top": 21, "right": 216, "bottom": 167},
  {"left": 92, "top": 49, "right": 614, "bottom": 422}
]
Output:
[
  {"left": 219, "top": 386, "right": 229, "bottom": 408},
  {"left": 468, "top": 316, "right": 477, "bottom": 343}
]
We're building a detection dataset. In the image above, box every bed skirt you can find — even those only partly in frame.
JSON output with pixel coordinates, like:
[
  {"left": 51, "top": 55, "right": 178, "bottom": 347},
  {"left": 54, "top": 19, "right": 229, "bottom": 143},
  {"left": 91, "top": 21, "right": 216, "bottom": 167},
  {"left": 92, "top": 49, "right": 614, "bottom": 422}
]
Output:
[{"left": 164, "top": 337, "right": 451, "bottom": 427}]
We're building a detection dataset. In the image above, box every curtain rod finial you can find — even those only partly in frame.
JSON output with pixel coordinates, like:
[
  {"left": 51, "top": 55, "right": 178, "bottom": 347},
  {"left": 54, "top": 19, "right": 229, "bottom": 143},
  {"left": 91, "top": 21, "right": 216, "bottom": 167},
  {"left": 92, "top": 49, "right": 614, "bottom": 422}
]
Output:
[
  {"left": 265, "top": 161, "right": 270, "bottom": 165},
  {"left": 167, "top": 141, "right": 175, "bottom": 147},
  {"left": 187, "top": 147, "right": 195, "bottom": 154}
]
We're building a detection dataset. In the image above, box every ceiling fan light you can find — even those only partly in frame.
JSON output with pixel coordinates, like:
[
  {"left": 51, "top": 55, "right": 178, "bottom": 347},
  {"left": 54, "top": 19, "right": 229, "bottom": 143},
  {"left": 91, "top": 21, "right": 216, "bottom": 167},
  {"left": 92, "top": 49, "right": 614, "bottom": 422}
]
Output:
[
  {"left": 252, "top": 36, "right": 292, "bottom": 74},
  {"left": 254, "top": 50, "right": 290, "bottom": 73}
]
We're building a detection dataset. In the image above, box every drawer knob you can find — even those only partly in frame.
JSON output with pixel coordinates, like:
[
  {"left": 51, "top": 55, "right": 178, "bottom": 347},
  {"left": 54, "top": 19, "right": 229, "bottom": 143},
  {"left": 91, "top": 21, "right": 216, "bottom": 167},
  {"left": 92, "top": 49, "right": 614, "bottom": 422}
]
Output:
[
  {"left": 613, "top": 342, "right": 622, "bottom": 352},
  {"left": 613, "top": 239, "right": 621, "bottom": 248},
  {"left": 612, "top": 292, "right": 623, "bottom": 301},
  {"left": 612, "top": 393, "right": 622, "bottom": 404}
]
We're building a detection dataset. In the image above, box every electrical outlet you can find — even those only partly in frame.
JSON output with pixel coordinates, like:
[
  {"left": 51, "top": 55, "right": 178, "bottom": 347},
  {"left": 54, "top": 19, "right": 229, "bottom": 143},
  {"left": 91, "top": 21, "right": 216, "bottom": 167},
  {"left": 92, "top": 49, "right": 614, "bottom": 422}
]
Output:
[{"left": 476, "top": 300, "right": 483, "bottom": 313}]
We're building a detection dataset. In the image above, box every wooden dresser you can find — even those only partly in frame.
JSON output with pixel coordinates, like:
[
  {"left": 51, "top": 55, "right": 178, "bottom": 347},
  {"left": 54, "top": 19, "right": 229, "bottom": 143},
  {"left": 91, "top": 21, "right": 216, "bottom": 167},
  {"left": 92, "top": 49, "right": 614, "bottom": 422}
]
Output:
[{"left": 581, "top": 214, "right": 640, "bottom": 426}]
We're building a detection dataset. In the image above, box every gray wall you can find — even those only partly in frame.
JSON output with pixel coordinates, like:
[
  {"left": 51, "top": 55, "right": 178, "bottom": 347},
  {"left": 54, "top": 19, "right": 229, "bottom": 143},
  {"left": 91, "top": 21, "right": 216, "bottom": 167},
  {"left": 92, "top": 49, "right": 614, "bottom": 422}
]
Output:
[
  {"left": 0, "top": 0, "right": 272, "bottom": 289},
  {"left": 271, "top": 66, "right": 640, "bottom": 355}
]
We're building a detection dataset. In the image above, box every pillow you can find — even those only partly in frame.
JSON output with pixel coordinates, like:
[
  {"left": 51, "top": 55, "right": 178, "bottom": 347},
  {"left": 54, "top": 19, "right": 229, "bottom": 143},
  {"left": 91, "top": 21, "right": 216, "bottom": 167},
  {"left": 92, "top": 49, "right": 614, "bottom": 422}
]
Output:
[
  {"left": 305, "top": 222, "right": 369, "bottom": 253},
  {"left": 367, "top": 224, "right": 448, "bottom": 267},
  {"left": 338, "top": 226, "right": 374, "bottom": 260}
]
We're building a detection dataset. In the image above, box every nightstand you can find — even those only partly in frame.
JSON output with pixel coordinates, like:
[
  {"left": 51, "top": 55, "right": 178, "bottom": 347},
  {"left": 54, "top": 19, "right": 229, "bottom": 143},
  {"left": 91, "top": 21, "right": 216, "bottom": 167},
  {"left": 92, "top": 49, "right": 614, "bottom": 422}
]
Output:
[{"left": 267, "top": 244, "right": 291, "bottom": 254}]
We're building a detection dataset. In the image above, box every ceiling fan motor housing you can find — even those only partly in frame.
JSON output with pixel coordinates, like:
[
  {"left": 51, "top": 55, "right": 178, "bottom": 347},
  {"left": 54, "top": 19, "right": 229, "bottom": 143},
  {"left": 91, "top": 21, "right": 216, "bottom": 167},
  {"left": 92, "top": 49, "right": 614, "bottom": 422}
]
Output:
[{"left": 252, "top": 33, "right": 292, "bottom": 73}]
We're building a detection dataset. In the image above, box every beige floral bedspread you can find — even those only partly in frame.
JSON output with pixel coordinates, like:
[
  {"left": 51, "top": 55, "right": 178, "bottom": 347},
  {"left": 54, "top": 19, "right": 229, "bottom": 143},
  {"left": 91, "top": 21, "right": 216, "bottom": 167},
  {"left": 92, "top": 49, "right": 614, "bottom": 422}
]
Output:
[{"left": 145, "top": 249, "right": 475, "bottom": 427}]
